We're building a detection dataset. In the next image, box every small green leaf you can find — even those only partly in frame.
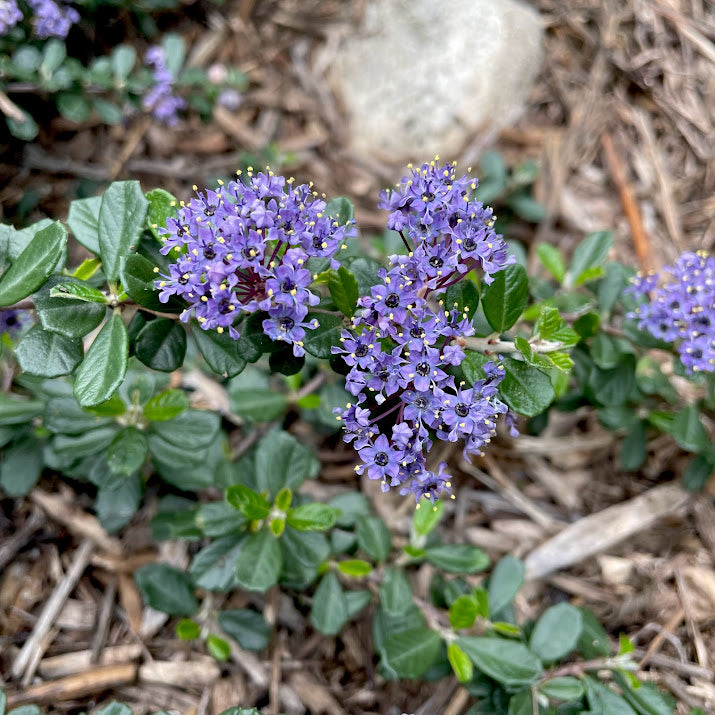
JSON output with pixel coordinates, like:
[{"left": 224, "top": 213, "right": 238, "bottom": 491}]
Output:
[
  {"left": 49, "top": 280, "right": 107, "bottom": 304},
  {"left": 16, "top": 324, "right": 83, "bottom": 377},
  {"left": 98, "top": 181, "right": 149, "bottom": 281},
  {"left": 337, "top": 559, "right": 372, "bottom": 577},
  {"left": 529, "top": 602, "right": 583, "bottom": 662},
  {"left": 492, "top": 622, "right": 522, "bottom": 637},
  {"left": 176, "top": 618, "right": 200, "bottom": 640},
  {"left": 481, "top": 264, "right": 529, "bottom": 333},
  {"left": 144, "top": 389, "right": 189, "bottom": 421},
  {"left": 0, "top": 438, "right": 44, "bottom": 497},
  {"left": 381, "top": 627, "right": 441, "bottom": 679},
  {"left": 356, "top": 515, "right": 391, "bottom": 561},
  {"left": 95, "top": 704, "right": 132, "bottom": 715},
  {"left": 328, "top": 266, "right": 359, "bottom": 317},
  {"left": 536, "top": 244, "right": 566, "bottom": 283},
  {"left": 539, "top": 676, "right": 584, "bottom": 702},
  {"left": 235, "top": 529, "right": 282, "bottom": 592},
  {"left": 577, "top": 607, "right": 611, "bottom": 659},
  {"left": 74, "top": 313, "right": 128, "bottom": 407},
  {"left": 226, "top": 484, "right": 271, "bottom": 520},
  {"left": 57, "top": 92, "right": 92, "bottom": 122},
  {"left": 671, "top": 405, "right": 707, "bottom": 453},
  {"left": 458, "top": 636, "right": 542, "bottom": 688},
  {"left": 287, "top": 503, "right": 340, "bottom": 532},
  {"left": 488, "top": 555, "right": 525, "bottom": 616},
  {"left": 447, "top": 642, "right": 474, "bottom": 683},
  {"left": 106, "top": 427, "right": 148, "bottom": 476},
  {"left": 73, "top": 257, "right": 102, "bottom": 281},
  {"left": 206, "top": 634, "right": 231, "bottom": 661},
  {"left": 412, "top": 499, "right": 444, "bottom": 538},
  {"left": 568, "top": 231, "right": 613, "bottom": 287},
  {"left": 0, "top": 222, "right": 67, "bottom": 306},
  {"left": 379, "top": 567, "right": 413, "bottom": 617},
  {"left": 135, "top": 563, "right": 198, "bottom": 616},
  {"left": 449, "top": 594, "right": 480, "bottom": 629},
  {"left": 683, "top": 455, "right": 714, "bottom": 492},
  {"left": 311, "top": 571, "right": 348, "bottom": 635},
  {"left": 254, "top": 431, "right": 319, "bottom": 498},
  {"left": 621, "top": 420, "right": 647, "bottom": 472},
  {"left": 618, "top": 633, "right": 635, "bottom": 656},
  {"left": 218, "top": 609, "right": 271, "bottom": 651},
  {"left": 499, "top": 357, "right": 555, "bottom": 417},
  {"left": 324, "top": 196, "right": 355, "bottom": 222},
  {"left": 425, "top": 544, "right": 490, "bottom": 573},
  {"left": 67, "top": 196, "right": 102, "bottom": 254},
  {"left": 134, "top": 318, "right": 187, "bottom": 372}
]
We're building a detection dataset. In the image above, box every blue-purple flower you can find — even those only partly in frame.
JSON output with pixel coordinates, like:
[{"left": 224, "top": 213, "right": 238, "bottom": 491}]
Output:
[
  {"left": 628, "top": 251, "right": 715, "bottom": 374},
  {"left": 142, "top": 45, "right": 186, "bottom": 127},
  {"left": 27, "top": 0, "right": 78, "bottom": 38},
  {"left": 0, "top": 0, "right": 22, "bottom": 34},
  {"left": 155, "top": 170, "right": 356, "bottom": 356},
  {"left": 334, "top": 160, "right": 515, "bottom": 502}
]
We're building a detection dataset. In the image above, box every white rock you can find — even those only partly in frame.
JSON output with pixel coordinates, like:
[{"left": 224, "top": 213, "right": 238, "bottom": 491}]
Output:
[{"left": 328, "top": 0, "right": 543, "bottom": 162}]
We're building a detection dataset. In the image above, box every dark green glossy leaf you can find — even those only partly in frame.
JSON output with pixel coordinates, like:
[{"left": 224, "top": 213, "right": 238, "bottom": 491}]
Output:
[
  {"left": 254, "top": 430, "right": 319, "bottom": 498},
  {"left": 425, "top": 544, "right": 490, "bottom": 574},
  {"left": 536, "top": 244, "right": 566, "bottom": 283},
  {"left": 67, "top": 196, "right": 101, "bottom": 254},
  {"left": 150, "top": 409, "right": 219, "bottom": 449},
  {"left": 381, "top": 627, "right": 441, "bottom": 679},
  {"left": 218, "top": 609, "right": 271, "bottom": 651},
  {"left": 458, "top": 636, "right": 542, "bottom": 688},
  {"left": 74, "top": 313, "right": 128, "bottom": 407},
  {"left": 98, "top": 181, "right": 149, "bottom": 281},
  {"left": 302, "top": 313, "right": 343, "bottom": 359},
  {"left": 328, "top": 266, "right": 359, "bottom": 317},
  {"left": 445, "top": 280, "right": 480, "bottom": 318},
  {"left": 34, "top": 276, "right": 106, "bottom": 338},
  {"left": 529, "top": 603, "right": 583, "bottom": 662},
  {"left": 0, "top": 222, "right": 67, "bottom": 306},
  {"left": 226, "top": 484, "right": 271, "bottom": 520},
  {"left": 287, "top": 503, "right": 340, "bottom": 532},
  {"left": 16, "top": 324, "right": 83, "bottom": 377},
  {"left": 356, "top": 515, "right": 391, "bottom": 561},
  {"left": 311, "top": 571, "right": 348, "bottom": 635},
  {"left": 671, "top": 405, "right": 708, "bottom": 453},
  {"left": 488, "top": 555, "right": 525, "bottom": 616},
  {"left": 235, "top": 529, "right": 282, "bottom": 592},
  {"left": 192, "top": 324, "right": 247, "bottom": 378},
  {"left": 189, "top": 533, "right": 245, "bottom": 591},
  {"left": 0, "top": 437, "right": 43, "bottom": 496},
  {"left": 481, "top": 264, "right": 529, "bottom": 333},
  {"left": 577, "top": 607, "right": 611, "bottom": 659},
  {"left": 499, "top": 357, "right": 555, "bottom": 417},
  {"left": 122, "top": 253, "right": 183, "bottom": 312},
  {"left": 135, "top": 563, "right": 198, "bottom": 616},
  {"left": 134, "top": 318, "right": 186, "bottom": 372}
]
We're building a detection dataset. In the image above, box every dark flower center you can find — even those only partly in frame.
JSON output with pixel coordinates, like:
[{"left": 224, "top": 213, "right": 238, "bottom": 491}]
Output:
[
  {"left": 693, "top": 314, "right": 711, "bottom": 327},
  {"left": 462, "top": 236, "right": 477, "bottom": 251},
  {"left": 455, "top": 403, "right": 470, "bottom": 417},
  {"left": 422, "top": 192, "right": 436, "bottom": 202},
  {"left": 414, "top": 397, "right": 428, "bottom": 409},
  {"left": 428, "top": 256, "right": 444, "bottom": 269},
  {"left": 204, "top": 204, "right": 216, "bottom": 216},
  {"left": 280, "top": 317, "right": 295, "bottom": 331},
  {"left": 204, "top": 244, "right": 216, "bottom": 259},
  {"left": 281, "top": 279, "right": 296, "bottom": 292},
  {"left": 377, "top": 369, "right": 390, "bottom": 381},
  {"left": 692, "top": 348, "right": 703, "bottom": 359},
  {"left": 385, "top": 293, "right": 400, "bottom": 308},
  {"left": 177, "top": 224, "right": 189, "bottom": 237},
  {"left": 312, "top": 235, "right": 324, "bottom": 249},
  {"left": 374, "top": 452, "right": 389, "bottom": 467},
  {"left": 217, "top": 298, "right": 232, "bottom": 314},
  {"left": 355, "top": 344, "right": 369, "bottom": 357},
  {"left": 410, "top": 326, "right": 425, "bottom": 338},
  {"left": 415, "top": 361, "right": 430, "bottom": 377},
  {"left": 178, "top": 274, "right": 189, "bottom": 285},
  {"left": 241, "top": 247, "right": 255, "bottom": 260}
]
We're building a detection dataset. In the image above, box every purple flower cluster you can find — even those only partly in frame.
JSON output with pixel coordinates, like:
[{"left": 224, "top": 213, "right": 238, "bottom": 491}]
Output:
[
  {"left": 28, "top": 0, "right": 79, "bottom": 38},
  {"left": 334, "top": 160, "right": 515, "bottom": 502},
  {"left": 142, "top": 46, "right": 186, "bottom": 127},
  {"left": 155, "top": 169, "right": 356, "bottom": 355},
  {"left": 629, "top": 251, "right": 715, "bottom": 373},
  {"left": 0, "top": 0, "right": 22, "bottom": 34}
]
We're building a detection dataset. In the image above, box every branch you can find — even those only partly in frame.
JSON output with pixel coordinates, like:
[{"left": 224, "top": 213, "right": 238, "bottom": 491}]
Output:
[{"left": 461, "top": 335, "right": 566, "bottom": 354}]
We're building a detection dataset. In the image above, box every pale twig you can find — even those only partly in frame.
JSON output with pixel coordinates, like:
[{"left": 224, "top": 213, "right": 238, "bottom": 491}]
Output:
[
  {"left": 461, "top": 335, "right": 566, "bottom": 354},
  {"left": 12, "top": 539, "right": 95, "bottom": 680}
]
